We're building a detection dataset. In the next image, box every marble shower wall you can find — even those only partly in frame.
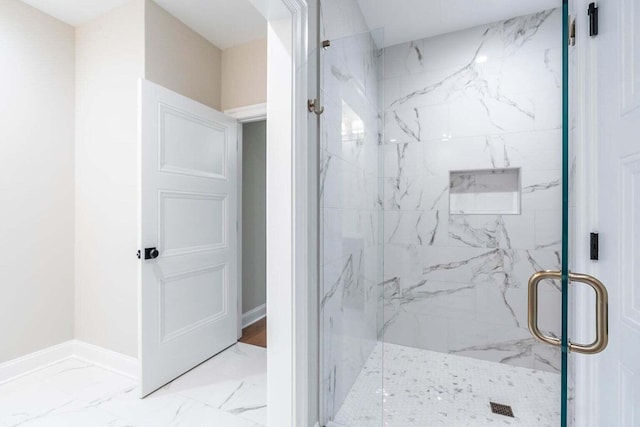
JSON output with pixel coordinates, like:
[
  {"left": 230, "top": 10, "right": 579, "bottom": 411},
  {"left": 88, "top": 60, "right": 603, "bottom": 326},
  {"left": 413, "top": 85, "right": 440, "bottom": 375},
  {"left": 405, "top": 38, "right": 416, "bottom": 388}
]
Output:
[
  {"left": 319, "top": 22, "right": 382, "bottom": 423},
  {"left": 380, "top": 9, "right": 564, "bottom": 373}
]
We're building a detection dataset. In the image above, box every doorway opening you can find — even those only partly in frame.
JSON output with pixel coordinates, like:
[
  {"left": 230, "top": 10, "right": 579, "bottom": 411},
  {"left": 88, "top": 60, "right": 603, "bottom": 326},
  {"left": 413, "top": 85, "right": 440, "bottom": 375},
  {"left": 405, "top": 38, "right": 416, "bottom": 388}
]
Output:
[{"left": 238, "top": 119, "right": 268, "bottom": 349}]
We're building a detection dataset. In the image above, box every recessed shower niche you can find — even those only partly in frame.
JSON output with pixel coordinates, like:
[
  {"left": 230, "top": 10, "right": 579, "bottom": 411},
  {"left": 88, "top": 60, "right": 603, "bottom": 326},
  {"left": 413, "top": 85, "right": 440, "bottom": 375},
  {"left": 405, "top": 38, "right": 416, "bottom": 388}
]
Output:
[{"left": 449, "top": 168, "right": 521, "bottom": 215}]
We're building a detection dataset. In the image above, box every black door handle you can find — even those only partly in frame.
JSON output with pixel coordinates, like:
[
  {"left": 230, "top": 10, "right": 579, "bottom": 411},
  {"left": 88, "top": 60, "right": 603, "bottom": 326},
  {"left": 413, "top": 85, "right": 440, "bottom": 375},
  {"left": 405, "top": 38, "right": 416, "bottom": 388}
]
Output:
[{"left": 143, "top": 247, "right": 159, "bottom": 260}]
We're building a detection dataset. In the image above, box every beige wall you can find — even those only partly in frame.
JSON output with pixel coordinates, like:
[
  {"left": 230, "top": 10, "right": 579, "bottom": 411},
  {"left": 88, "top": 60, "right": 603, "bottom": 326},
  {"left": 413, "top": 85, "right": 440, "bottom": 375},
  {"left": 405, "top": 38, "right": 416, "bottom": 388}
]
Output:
[
  {"left": 222, "top": 38, "right": 267, "bottom": 111},
  {"left": 0, "top": 0, "right": 76, "bottom": 364},
  {"left": 145, "top": 0, "right": 222, "bottom": 110},
  {"left": 0, "top": 0, "right": 268, "bottom": 364},
  {"left": 75, "top": 0, "right": 145, "bottom": 358}
]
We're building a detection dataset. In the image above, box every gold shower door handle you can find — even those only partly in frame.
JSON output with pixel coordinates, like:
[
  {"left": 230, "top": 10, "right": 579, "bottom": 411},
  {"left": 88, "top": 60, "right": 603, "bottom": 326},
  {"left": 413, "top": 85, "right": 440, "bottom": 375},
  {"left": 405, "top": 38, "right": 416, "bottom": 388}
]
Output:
[{"left": 527, "top": 270, "right": 609, "bottom": 355}]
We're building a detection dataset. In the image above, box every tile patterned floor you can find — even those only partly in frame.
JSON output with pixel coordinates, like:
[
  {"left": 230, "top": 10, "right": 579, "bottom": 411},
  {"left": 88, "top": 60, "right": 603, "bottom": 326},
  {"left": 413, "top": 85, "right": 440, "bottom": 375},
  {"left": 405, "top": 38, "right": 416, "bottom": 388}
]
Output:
[
  {"left": 332, "top": 342, "right": 561, "bottom": 427},
  {"left": 0, "top": 343, "right": 266, "bottom": 427}
]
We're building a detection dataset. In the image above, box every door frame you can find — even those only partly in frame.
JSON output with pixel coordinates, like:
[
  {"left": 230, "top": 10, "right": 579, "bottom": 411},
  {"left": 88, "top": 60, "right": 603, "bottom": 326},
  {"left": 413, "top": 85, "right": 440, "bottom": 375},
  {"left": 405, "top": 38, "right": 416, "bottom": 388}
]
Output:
[
  {"left": 568, "top": 0, "right": 599, "bottom": 424},
  {"left": 248, "top": 0, "right": 315, "bottom": 426},
  {"left": 224, "top": 103, "right": 268, "bottom": 339}
]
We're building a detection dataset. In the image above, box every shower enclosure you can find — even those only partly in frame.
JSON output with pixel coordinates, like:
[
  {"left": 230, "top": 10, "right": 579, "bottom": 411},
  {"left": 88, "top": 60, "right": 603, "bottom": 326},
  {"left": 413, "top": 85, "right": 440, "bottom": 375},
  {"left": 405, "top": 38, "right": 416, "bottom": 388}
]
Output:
[{"left": 318, "top": 1, "right": 576, "bottom": 425}]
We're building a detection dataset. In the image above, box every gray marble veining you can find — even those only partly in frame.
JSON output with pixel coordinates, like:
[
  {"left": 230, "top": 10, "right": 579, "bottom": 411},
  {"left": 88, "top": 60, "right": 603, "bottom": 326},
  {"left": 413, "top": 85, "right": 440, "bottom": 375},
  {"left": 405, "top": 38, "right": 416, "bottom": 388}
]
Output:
[{"left": 379, "top": 7, "right": 563, "bottom": 373}]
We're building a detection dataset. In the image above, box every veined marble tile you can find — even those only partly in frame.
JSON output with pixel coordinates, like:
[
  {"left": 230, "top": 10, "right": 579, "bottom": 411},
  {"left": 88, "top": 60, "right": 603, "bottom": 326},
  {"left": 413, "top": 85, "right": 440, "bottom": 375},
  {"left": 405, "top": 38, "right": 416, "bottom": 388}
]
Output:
[
  {"left": 392, "top": 68, "right": 464, "bottom": 110},
  {"left": 533, "top": 341, "right": 562, "bottom": 373},
  {"left": 502, "top": 9, "right": 562, "bottom": 56},
  {"left": 0, "top": 343, "right": 266, "bottom": 427},
  {"left": 535, "top": 87, "right": 563, "bottom": 130},
  {"left": 383, "top": 211, "right": 428, "bottom": 245},
  {"left": 449, "top": 91, "right": 536, "bottom": 137},
  {"left": 423, "top": 131, "right": 562, "bottom": 176},
  {"left": 382, "top": 174, "right": 425, "bottom": 211},
  {"left": 382, "top": 309, "right": 450, "bottom": 354},
  {"left": 446, "top": 213, "right": 536, "bottom": 250},
  {"left": 322, "top": 208, "right": 374, "bottom": 267},
  {"left": 92, "top": 391, "right": 204, "bottom": 426},
  {"left": 385, "top": 279, "right": 476, "bottom": 323},
  {"left": 333, "top": 342, "right": 561, "bottom": 427},
  {"left": 154, "top": 344, "right": 266, "bottom": 419},
  {"left": 321, "top": 154, "right": 370, "bottom": 210},
  {"left": 447, "top": 320, "right": 538, "bottom": 369},
  {"left": 497, "top": 48, "right": 562, "bottom": 97},
  {"left": 116, "top": 399, "right": 260, "bottom": 427},
  {"left": 534, "top": 210, "right": 563, "bottom": 250},
  {"left": 320, "top": 17, "right": 382, "bottom": 423},
  {"left": 382, "top": 38, "right": 426, "bottom": 78},
  {"left": 520, "top": 170, "right": 562, "bottom": 211},
  {"left": 382, "top": 243, "right": 422, "bottom": 281},
  {"left": 323, "top": 5, "right": 563, "bottom": 422}
]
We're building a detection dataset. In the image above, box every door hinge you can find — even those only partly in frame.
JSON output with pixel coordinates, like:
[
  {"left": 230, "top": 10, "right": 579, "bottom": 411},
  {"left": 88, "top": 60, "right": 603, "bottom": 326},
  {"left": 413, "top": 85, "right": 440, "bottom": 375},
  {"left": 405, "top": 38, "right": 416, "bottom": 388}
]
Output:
[
  {"left": 590, "top": 232, "right": 599, "bottom": 260},
  {"left": 308, "top": 99, "right": 324, "bottom": 115},
  {"left": 569, "top": 17, "right": 576, "bottom": 46},
  {"left": 588, "top": 2, "right": 599, "bottom": 37}
]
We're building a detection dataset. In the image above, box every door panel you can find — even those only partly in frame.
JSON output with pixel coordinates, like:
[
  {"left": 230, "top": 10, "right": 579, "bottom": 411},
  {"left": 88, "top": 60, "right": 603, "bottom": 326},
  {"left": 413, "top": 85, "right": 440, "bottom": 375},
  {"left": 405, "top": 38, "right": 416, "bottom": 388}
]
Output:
[
  {"left": 138, "top": 79, "right": 238, "bottom": 397},
  {"left": 571, "top": 0, "right": 640, "bottom": 423}
]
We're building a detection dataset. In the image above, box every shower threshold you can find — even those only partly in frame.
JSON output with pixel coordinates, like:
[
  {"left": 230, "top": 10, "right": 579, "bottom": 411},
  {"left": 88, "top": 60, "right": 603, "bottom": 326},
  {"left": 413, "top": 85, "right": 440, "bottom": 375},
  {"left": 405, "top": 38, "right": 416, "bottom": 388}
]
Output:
[{"left": 331, "top": 342, "right": 560, "bottom": 427}]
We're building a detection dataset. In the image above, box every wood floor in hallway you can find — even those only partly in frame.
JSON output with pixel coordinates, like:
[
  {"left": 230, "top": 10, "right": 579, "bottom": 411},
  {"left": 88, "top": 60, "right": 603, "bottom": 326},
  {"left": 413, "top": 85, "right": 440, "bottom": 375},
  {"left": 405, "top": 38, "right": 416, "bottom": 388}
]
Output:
[{"left": 239, "top": 317, "right": 267, "bottom": 348}]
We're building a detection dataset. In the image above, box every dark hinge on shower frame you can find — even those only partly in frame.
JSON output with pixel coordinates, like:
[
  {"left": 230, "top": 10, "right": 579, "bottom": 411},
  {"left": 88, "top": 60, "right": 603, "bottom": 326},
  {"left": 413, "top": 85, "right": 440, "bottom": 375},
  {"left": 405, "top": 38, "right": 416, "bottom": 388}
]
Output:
[
  {"left": 588, "top": 2, "right": 599, "bottom": 37},
  {"left": 590, "top": 232, "right": 599, "bottom": 260}
]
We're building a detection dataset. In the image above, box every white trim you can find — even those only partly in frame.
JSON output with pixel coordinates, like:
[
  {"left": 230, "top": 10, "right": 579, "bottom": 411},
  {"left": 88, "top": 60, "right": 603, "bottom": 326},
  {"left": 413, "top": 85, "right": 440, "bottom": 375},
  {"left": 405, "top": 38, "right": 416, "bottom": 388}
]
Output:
[
  {"left": 242, "top": 303, "right": 267, "bottom": 328},
  {"left": 0, "top": 340, "right": 138, "bottom": 386},
  {"left": 250, "top": 0, "right": 311, "bottom": 425},
  {"left": 71, "top": 340, "right": 138, "bottom": 379},
  {"left": 570, "top": 0, "right": 599, "bottom": 425},
  {"left": 237, "top": 123, "right": 244, "bottom": 340},
  {"left": 224, "top": 103, "right": 267, "bottom": 123},
  {"left": 0, "top": 341, "right": 74, "bottom": 385}
]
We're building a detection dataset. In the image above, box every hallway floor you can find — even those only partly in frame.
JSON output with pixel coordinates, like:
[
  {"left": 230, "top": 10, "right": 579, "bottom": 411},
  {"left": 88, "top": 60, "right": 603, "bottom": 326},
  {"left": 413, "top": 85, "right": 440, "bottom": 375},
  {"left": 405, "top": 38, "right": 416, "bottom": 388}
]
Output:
[
  {"left": 0, "top": 343, "right": 266, "bottom": 427},
  {"left": 239, "top": 318, "right": 267, "bottom": 348},
  {"left": 332, "top": 342, "right": 560, "bottom": 427}
]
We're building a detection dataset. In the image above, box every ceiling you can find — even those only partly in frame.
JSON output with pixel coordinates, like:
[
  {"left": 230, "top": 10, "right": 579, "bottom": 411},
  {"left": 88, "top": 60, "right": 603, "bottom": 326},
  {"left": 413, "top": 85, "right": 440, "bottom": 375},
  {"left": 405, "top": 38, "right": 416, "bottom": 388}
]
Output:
[
  {"left": 19, "top": 0, "right": 267, "bottom": 49},
  {"left": 355, "top": 0, "right": 560, "bottom": 47}
]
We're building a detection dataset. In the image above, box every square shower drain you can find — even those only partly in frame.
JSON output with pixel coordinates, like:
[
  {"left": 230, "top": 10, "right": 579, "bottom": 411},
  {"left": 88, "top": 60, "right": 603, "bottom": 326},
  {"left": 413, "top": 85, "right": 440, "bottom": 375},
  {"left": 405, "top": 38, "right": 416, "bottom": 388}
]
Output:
[{"left": 490, "top": 402, "right": 514, "bottom": 418}]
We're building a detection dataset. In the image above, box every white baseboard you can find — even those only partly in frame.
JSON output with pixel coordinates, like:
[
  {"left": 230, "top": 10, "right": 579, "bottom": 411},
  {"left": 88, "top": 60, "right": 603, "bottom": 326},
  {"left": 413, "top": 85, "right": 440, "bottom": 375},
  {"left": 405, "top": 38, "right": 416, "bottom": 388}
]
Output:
[
  {"left": 0, "top": 341, "right": 74, "bottom": 385},
  {"left": 71, "top": 340, "right": 138, "bottom": 379},
  {"left": 242, "top": 303, "right": 267, "bottom": 328},
  {"left": 0, "top": 340, "right": 138, "bottom": 385}
]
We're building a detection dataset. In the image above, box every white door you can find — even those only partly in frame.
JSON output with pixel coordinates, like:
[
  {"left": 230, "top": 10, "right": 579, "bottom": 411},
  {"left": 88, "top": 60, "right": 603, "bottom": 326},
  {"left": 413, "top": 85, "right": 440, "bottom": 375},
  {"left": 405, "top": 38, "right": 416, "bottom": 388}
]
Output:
[
  {"left": 591, "top": 0, "right": 640, "bottom": 423},
  {"left": 138, "top": 79, "right": 238, "bottom": 396}
]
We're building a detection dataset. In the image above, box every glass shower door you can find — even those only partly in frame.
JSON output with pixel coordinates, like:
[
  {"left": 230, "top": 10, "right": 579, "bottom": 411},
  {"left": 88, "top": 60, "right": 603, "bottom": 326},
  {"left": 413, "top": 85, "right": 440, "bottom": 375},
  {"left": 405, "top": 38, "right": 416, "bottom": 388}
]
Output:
[
  {"left": 318, "top": 27, "right": 384, "bottom": 426},
  {"left": 377, "top": 7, "right": 566, "bottom": 426},
  {"left": 317, "top": 1, "right": 574, "bottom": 426}
]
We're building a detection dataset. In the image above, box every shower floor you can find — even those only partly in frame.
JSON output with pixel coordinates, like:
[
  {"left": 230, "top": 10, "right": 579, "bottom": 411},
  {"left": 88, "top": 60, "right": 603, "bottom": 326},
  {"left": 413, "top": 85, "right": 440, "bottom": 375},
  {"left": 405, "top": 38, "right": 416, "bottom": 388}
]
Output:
[{"left": 331, "top": 342, "right": 560, "bottom": 427}]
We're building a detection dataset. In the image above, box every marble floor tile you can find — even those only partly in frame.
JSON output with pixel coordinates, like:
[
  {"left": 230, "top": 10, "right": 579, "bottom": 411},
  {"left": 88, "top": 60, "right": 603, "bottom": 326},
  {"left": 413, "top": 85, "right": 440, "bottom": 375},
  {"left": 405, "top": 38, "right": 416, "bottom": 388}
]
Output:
[
  {"left": 0, "top": 343, "right": 266, "bottom": 427},
  {"left": 333, "top": 342, "right": 560, "bottom": 427}
]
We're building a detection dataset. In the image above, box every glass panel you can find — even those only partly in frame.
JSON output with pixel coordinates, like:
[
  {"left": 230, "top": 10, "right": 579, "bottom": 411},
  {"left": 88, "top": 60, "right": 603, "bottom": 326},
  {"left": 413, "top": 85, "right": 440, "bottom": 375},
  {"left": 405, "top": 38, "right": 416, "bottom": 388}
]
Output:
[
  {"left": 379, "top": 7, "right": 564, "bottom": 426},
  {"left": 318, "top": 17, "right": 384, "bottom": 426},
  {"left": 319, "top": 1, "right": 567, "bottom": 426},
  {"left": 562, "top": 2, "right": 570, "bottom": 425}
]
